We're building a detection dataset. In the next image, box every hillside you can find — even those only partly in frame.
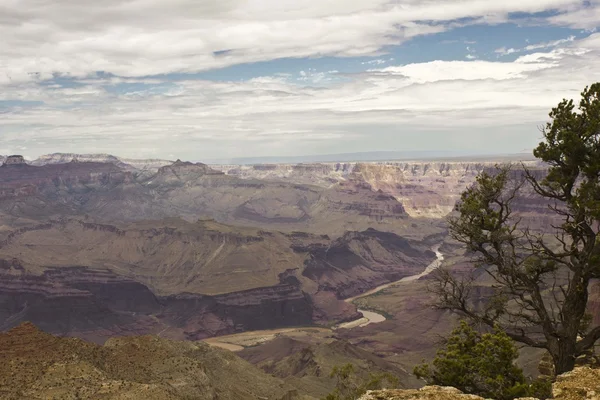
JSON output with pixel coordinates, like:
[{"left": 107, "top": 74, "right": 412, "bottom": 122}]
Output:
[
  {"left": 0, "top": 216, "right": 434, "bottom": 341},
  {"left": 239, "top": 336, "right": 414, "bottom": 398},
  {"left": 0, "top": 322, "right": 301, "bottom": 400}
]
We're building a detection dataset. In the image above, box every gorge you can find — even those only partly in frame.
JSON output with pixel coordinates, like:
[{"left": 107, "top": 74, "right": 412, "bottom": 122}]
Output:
[
  {"left": 0, "top": 152, "right": 557, "bottom": 389},
  {"left": 204, "top": 244, "right": 445, "bottom": 350}
]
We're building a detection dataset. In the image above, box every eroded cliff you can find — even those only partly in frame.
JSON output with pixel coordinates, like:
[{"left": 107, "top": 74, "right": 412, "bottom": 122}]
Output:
[{"left": 214, "top": 161, "right": 541, "bottom": 218}]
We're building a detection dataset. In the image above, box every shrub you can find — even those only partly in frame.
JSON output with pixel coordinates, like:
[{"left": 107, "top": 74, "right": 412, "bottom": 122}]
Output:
[{"left": 414, "top": 321, "right": 551, "bottom": 400}]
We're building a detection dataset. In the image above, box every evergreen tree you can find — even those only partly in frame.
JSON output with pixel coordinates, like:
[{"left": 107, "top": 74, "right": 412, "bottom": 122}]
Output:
[{"left": 434, "top": 83, "right": 600, "bottom": 375}]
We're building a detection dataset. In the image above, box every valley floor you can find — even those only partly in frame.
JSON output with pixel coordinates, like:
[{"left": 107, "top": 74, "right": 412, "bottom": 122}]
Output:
[{"left": 204, "top": 245, "right": 445, "bottom": 351}]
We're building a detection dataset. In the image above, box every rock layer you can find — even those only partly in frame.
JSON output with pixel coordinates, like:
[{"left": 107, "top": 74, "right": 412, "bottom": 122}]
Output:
[{"left": 214, "top": 161, "right": 541, "bottom": 218}]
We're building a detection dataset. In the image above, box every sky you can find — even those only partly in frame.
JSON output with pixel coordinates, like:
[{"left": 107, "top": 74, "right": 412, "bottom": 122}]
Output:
[{"left": 1, "top": 0, "right": 599, "bottom": 161}]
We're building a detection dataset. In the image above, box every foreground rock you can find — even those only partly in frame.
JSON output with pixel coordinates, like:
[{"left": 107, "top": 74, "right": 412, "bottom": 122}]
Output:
[
  {"left": 359, "top": 386, "right": 489, "bottom": 399},
  {"left": 553, "top": 367, "right": 600, "bottom": 400},
  {"left": 359, "top": 366, "right": 600, "bottom": 400}
]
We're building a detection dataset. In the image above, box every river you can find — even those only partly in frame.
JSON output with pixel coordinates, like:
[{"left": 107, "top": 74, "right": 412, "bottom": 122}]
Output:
[
  {"left": 336, "top": 244, "right": 444, "bottom": 329},
  {"left": 204, "top": 244, "right": 444, "bottom": 350}
]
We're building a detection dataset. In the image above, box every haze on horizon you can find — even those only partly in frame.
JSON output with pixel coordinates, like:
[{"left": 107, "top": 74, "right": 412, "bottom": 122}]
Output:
[{"left": 1, "top": 0, "right": 599, "bottom": 161}]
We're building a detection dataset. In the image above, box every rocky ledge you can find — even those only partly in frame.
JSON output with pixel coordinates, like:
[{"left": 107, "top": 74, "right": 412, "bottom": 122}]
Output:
[{"left": 359, "top": 367, "right": 600, "bottom": 399}]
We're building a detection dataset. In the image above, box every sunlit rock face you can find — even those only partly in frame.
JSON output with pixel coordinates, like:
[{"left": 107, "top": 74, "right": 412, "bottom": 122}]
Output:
[
  {"left": 213, "top": 161, "right": 542, "bottom": 218},
  {"left": 0, "top": 322, "right": 299, "bottom": 400}
]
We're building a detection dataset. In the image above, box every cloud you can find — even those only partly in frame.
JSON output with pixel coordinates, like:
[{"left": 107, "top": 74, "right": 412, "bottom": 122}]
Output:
[
  {"left": 495, "top": 47, "right": 520, "bottom": 55},
  {"left": 377, "top": 58, "right": 557, "bottom": 84},
  {"left": 1, "top": 33, "right": 600, "bottom": 159},
  {"left": 548, "top": 1, "right": 600, "bottom": 29},
  {"left": 0, "top": 0, "right": 591, "bottom": 83},
  {"left": 495, "top": 35, "right": 577, "bottom": 55},
  {"left": 1, "top": 1, "right": 600, "bottom": 159},
  {"left": 362, "top": 59, "right": 389, "bottom": 66},
  {"left": 297, "top": 69, "right": 337, "bottom": 84},
  {"left": 525, "top": 35, "right": 576, "bottom": 50}
]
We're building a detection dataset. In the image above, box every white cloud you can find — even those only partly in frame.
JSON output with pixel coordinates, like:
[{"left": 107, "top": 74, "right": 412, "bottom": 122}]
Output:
[
  {"left": 549, "top": 1, "right": 600, "bottom": 29},
  {"left": 1, "top": 0, "right": 600, "bottom": 159},
  {"left": 1, "top": 33, "right": 599, "bottom": 159},
  {"left": 525, "top": 35, "right": 576, "bottom": 50},
  {"left": 0, "top": 0, "right": 590, "bottom": 83},
  {"left": 377, "top": 59, "right": 556, "bottom": 83},
  {"left": 362, "top": 59, "right": 387, "bottom": 65},
  {"left": 495, "top": 35, "right": 577, "bottom": 56},
  {"left": 495, "top": 47, "right": 520, "bottom": 55}
]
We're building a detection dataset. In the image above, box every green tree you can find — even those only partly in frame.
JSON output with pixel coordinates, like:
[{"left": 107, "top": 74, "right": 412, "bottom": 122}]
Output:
[
  {"left": 323, "top": 363, "right": 399, "bottom": 400},
  {"left": 433, "top": 83, "right": 600, "bottom": 375},
  {"left": 414, "top": 321, "right": 551, "bottom": 400}
]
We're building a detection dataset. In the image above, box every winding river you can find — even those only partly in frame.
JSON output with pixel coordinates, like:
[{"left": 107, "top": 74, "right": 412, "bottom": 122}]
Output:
[
  {"left": 336, "top": 244, "right": 444, "bottom": 329},
  {"left": 204, "top": 244, "right": 444, "bottom": 350}
]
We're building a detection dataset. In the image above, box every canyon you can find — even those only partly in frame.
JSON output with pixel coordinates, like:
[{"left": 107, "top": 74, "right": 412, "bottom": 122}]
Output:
[
  {"left": 0, "top": 152, "right": 570, "bottom": 397},
  {"left": 0, "top": 154, "right": 545, "bottom": 339},
  {"left": 0, "top": 154, "right": 458, "bottom": 343}
]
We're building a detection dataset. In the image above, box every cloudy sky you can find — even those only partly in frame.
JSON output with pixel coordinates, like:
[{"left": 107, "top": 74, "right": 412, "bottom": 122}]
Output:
[{"left": 1, "top": 0, "right": 599, "bottom": 161}]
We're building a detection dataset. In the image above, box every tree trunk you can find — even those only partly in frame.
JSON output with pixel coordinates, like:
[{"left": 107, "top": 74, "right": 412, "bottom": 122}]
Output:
[{"left": 553, "top": 340, "right": 578, "bottom": 375}]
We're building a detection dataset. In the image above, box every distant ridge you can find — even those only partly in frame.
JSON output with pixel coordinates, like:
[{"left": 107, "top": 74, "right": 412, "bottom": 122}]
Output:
[
  {"left": 1, "top": 151, "right": 537, "bottom": 168},
  {"left": 203, "top": 151, "right": 537, "bottom": 165}
]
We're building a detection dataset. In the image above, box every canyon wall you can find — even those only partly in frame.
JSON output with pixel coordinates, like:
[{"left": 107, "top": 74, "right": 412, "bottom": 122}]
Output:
[
  {"left": 213, "top": 161, "right": 541, "bottom": 218},
  {"left": 0, "top": 154, "right": 554, "bottom": 344},
  {"left": 0, "top": 216, "right": 434, "bottom": 341}
]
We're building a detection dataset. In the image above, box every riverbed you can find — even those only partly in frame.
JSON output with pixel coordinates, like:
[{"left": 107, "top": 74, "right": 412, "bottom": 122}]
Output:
[
  {"left": 205, "top": 245, "right": 444, "bottom": 350},
  {"left": 336, "top": 244, "right": 444, "bottom": 329}
]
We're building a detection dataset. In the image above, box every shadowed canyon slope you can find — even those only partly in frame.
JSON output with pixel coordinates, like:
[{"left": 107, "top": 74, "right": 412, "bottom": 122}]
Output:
[{"left": 0, "top": 219, "right": 434, "bottom": 340}]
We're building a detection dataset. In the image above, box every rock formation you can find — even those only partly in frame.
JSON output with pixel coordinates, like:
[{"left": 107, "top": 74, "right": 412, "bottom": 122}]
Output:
[
  {"left": 239, "top": 336, "right": 412, "bottom": 399},
  {"left": 213, "top": 160, "right": 542, "bottom": 218},
  {"left": 359, "top": 386, "right": 488, "bottom": 399},
  {"left": 0, "top": 153, "right": 563, "bottom": 368},
  {"left": 2, "top": 155, "right": 26, "bottom": 166},
  {"left": 552, "top": 366, "right": 600, "bottom": 399},
  {"left": 359, "top": 366, "right": 600, "bottom": 399},
  {"left": 31, "top": 152, "right": 173, "bottom": 175},
  {"left": 3, "top": 321, "right": 599, "bottom": 400},
  {"left": 0, "top": 158, "right": 421, "bottom": 238}
]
